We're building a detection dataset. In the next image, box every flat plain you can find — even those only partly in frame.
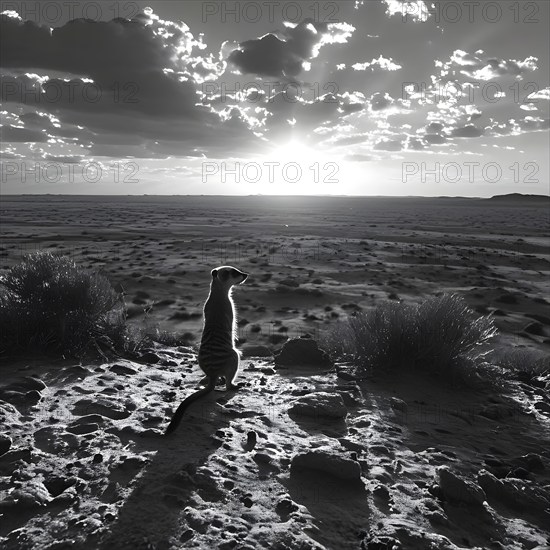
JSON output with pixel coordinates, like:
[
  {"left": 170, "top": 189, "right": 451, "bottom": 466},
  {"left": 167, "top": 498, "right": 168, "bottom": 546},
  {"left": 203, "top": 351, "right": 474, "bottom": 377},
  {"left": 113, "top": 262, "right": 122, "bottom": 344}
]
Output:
[{"left": 0, "top": 194, "right": 549, "bottom": 550}]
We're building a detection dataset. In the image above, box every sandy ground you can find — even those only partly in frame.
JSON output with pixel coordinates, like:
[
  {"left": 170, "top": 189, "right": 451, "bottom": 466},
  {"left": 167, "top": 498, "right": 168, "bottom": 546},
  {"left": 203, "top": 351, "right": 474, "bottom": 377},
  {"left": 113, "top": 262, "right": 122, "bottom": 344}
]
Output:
[
  {"left": 0, "top": 195, "right": 549, "bottom": 549},
  {"left": 1, "top": 195, "right": 549, "bottom": 351}
]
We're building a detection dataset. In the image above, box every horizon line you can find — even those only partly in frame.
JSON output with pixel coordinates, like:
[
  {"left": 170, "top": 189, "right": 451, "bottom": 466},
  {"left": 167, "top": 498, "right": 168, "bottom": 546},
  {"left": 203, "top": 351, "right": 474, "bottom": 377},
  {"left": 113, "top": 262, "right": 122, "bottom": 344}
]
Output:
[{"left": 1, "top": 193, "right": 549, "bottom": 200}]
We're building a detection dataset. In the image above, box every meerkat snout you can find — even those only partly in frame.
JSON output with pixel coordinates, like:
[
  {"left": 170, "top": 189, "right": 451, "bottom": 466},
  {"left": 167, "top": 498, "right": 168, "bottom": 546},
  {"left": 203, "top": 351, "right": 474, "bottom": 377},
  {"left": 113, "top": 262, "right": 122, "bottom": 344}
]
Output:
[{"left": 211, "top": 266, "right": 248, "bottom": 286}]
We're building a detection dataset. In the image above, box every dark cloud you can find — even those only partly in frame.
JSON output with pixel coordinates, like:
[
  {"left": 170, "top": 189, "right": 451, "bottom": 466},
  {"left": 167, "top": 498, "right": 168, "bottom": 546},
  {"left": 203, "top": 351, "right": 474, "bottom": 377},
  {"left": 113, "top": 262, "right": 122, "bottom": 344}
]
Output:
[
  {"left": 0, "top": 12, "right": 207, "bottom": 119},
  {"left": 451, "top": 125, "right": 483, "bottom": 138},
  {"left": 228, "top": 20, "right": 353, "bottom": 77},
  {"left": 406, "top": 138, "right": 425, "bottom": 150},
  {"left": 1, "top": 125, "right": 47, "bottom": 142},
  {"left": 426, "top": 122, "right": 444, "bottom": 133},
  {"left": 373, "top": 139, "right": 402, "bottom": 151},
  {"left": 424, "top": 133, "right": 447, "bottom": 144},
  {"left": 0, "top": 13, "right": 193, "bottom": 79},
  {"left": 369, "top": 92, "right": 394, "bottom": 111}
]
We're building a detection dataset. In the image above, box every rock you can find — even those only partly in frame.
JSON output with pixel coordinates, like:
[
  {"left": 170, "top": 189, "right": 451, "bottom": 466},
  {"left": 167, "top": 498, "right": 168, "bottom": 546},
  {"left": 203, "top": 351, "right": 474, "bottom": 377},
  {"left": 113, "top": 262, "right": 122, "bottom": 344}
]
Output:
[
  {"left": 72, "top": 398, "right": 132, "bottom": 420},
  {"left": 478, "top": 469, "right": 550, "bottom": 513},
  {"left": 21, "top": 376, "right": 47, "bottom": 391},
  {"left": 253, "top": 453, "right": 272, "bottom": 464},
  {"left": 291, "top": 449, "right": 362, "bottom": 481},
  {"left": 274, "top": 337, "right": 333, "bottom": 367},
  {"left": 118, "top": 456, "right": 148, "bottom": 471},
  {"left": 534, "top": 401, "right": 550, "bottom": 415},
  {"left": 479, "top": 403, "right": 519, "bottom": 420},
  {"left": 289, "top": 392, "right": 347, "bottom": 419},
  {"left": 373, "top": 485, "right": 390, "bottom": 500},
  {"left": 363, "top": 535, "right": 401, "bottom": 549},
  {"left": 52, "top": 486, "right": 78, "bottom": 505},
  {"left": 516, "top": 453, "right": 545, "bottom": 473},
  {"left": 43, "top": 476, "right": 77, "bottom": 497},
  {"left": 140, "top": 351, "right": 161, "bottom": 363},
  {"left": 336, "top": 368, "right": 356, "bottom": 381},
  {"left": 0, "top": 389, "right": 39, "bottom": 405},
  {"left": 497, "top": 292, "right": 518, "bottom": 304},
  {"left": 0, "top": 448, "right": 32, "bottom": 465},
  {"left": 275, "top": 497, "right": 298, "bottom": 518},
  {"left": 110, "top": 364, "right": 138, "bottom": 376},
  {"left": 66, "top": 423, "right": 99, "bottom": 435},
  {"left": 2, "top": 480, "right": 53, "bottom": 510},
  {"left": 437, "top": 467, "right": 486, "bottom": 505},
  {"left": 0, "top": 434, "right": 12, "bottom": 456},
  {"left": 279, "top": 278, "right": 300, "bottom": 287},
  {"left": 70, "top": 414, "right": 107, "bottom": 426},
  {"left": 243, "top": 431, "right": 257, "bottom": 451},
  {"left": 390, "top": 397, "right": 408, "bottom": 413},
  {"left": 241, "top": 345, "right": 273, "bottom": 358},
  {"left": 524, "top": 322, "right": 545, "bottom": 336}
]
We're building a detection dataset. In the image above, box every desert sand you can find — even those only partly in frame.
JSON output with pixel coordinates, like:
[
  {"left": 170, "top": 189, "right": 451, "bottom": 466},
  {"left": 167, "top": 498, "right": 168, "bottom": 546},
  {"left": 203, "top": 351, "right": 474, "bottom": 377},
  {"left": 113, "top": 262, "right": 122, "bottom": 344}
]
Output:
[{"left": 0, "top": 194, "right": 549, "bottom": 550}]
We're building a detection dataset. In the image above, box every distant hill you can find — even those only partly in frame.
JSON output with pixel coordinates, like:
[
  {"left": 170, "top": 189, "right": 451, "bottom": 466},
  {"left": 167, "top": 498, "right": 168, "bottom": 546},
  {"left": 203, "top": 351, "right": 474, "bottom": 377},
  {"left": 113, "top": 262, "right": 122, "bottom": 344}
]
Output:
[{"left": 486, "top": 193, "right": 549, "bottom": 204}]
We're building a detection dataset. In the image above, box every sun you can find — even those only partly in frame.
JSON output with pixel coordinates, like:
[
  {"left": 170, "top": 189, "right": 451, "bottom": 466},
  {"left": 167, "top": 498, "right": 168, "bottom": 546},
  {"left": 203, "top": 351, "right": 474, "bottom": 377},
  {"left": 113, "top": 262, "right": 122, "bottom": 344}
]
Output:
[{"left": 254, "top": 140, "right": 340, "bottom": 195}]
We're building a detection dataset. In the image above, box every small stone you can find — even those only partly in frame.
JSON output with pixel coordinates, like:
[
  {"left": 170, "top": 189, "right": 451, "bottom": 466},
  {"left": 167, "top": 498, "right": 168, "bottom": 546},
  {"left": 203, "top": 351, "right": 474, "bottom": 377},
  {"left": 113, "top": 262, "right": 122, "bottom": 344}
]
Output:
[
  {"left": 534, "top": 401, "right": 550, "bottom": 414},
  {"left": 275, "top": 498, "right": 298, "bottom": 516},
  {"left": 289, "top": 392, "right": 347, "bottom": 419},
  {"left": 66, "top": 423, "right": 99, "bottom": 435},
  {"left": 291, "top": 449, "right": 362, "bottom": 482},
  {"left": 437, "top": 467, "right": 486, "bottom": 506},
  {"left": 140, "top": 351, "right": 161, "bottom": 364},
  {"left": 0, "top": 434, "right": 12, "bottom": 456},
  {"left": 274, "top": 337, "right": 333, "bottom": 367},
  {"left": 253, "top": 453, "right": 272, "bottom": 464},
  {"left": 110, "top": 364, "right": 138, "bottom": 376},
  {"left": 72, "top": 398, "right": 132, "bottom": 420},
  {"left": 243, "top": 431, "right": 257, "bottom": 451},
  {"left": 241, "top": 496, "right": 253, "bottom": 508},
  {"left": 390, "top": 397, "right": 407, "bottom": 413}
]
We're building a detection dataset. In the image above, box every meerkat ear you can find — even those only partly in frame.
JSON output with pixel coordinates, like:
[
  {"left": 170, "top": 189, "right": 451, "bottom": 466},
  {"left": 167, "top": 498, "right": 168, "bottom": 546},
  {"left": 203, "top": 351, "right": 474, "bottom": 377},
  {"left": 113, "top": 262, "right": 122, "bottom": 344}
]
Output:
[{"left": 211, "top": 269, "right": 218, "bottom": 278}]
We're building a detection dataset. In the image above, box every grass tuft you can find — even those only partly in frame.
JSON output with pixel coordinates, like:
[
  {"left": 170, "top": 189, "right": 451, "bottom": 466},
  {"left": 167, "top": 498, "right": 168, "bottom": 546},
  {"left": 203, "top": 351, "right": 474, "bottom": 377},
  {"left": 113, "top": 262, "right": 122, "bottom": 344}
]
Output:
[
  {"left": 324, "top": 294, "right": 497, "bottom": 382},
  {"left": 0, "top": 252, "right": 125, "bottom": 358}
]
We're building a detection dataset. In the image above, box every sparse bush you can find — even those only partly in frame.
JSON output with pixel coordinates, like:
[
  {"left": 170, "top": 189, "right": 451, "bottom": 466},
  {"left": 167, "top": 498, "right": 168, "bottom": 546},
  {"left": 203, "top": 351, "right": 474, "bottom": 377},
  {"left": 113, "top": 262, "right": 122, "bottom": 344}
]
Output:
[
  {"left": 324, "top": 294, "right": 497, "bottom": 381},
  {"left": 494, "top": 348, "right": 549, "bottom": 383},
  {"left": 0, "top": 252, "right": 125, "bottom": 357},
  {"left": 123, "top": 323, "right": 194, "bottom": 354}
]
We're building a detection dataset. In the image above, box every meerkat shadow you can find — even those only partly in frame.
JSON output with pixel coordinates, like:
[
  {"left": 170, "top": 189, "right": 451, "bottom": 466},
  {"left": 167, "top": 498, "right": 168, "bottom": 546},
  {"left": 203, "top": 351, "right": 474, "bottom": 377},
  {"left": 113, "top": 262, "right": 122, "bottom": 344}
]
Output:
[{"left": 97, "top": 406, "right": 231, "bottom": 548}]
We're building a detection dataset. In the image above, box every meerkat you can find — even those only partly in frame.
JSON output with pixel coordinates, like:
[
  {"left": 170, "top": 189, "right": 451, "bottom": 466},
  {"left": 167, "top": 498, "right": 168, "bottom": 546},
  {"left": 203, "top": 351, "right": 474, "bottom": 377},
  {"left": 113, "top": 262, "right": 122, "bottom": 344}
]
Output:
[{"left": 165, "top": 266, "right": 248, "bottom": 435}]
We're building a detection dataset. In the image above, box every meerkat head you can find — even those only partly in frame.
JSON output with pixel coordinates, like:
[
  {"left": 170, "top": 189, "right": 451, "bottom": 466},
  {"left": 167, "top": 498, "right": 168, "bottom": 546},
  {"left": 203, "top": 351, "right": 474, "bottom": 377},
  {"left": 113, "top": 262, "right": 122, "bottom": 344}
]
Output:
[{"left": 211, "top": 266, "right": 248, "bottom": 290}]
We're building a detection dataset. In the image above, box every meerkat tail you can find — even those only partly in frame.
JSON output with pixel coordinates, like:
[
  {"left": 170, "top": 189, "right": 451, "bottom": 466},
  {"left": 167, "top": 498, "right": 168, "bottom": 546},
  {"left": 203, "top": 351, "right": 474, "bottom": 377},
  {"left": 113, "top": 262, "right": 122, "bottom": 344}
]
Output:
[{"left": 164, "top": 376, "right": 217, "bottom": 435}]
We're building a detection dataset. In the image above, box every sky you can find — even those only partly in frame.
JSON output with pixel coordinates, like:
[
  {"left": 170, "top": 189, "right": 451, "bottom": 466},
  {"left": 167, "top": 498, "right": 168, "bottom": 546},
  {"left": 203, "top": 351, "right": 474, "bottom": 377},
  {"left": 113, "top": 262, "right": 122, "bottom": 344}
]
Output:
[{"left": 0, "top": 0, "right": 549, "bottom": 196}]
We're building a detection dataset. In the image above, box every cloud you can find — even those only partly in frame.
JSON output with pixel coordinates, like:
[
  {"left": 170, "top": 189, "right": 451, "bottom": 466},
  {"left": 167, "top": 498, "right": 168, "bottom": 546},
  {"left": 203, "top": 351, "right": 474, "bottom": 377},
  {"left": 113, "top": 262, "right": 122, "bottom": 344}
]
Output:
[
  {"left": 369, "top": 92, "right": 394, "bottom": 111},
  {"left": 0, "top": 11, "right": 224, "bottom": 121},
  {"left": 450, "top": 124, "right": 483, "bottom": 138},
  {"left": 228, "top": 20, "right": 354, "bottom": 77},
  {"left": 43, "top": 154, "right": 84, "bottom": 163},
  {"left": 344, "top": 153, "right": 373, "bottom": 162},
  {"left": 530, "top": 87, "right": 550, "bottom": 100},
  {"left": 424, "top": 133, "right": 447, "bottom": 144},
  {"left": 426, "top": 122, "right": 444, "bottom": 133},
  {"left": 352, "top": 55, "right": 402, "bottom": 72},
  {"left": 383, "top": 0, "right": 431, "bottom": 21},
  {"left": 444, "top": 50, "right": 538, "bottom": 81},
  {"left": 1, "top": 125, "right": 48, "bottom": 142},
  {"left": 373, "top": 138, "right": 402, "bottom": 151}
]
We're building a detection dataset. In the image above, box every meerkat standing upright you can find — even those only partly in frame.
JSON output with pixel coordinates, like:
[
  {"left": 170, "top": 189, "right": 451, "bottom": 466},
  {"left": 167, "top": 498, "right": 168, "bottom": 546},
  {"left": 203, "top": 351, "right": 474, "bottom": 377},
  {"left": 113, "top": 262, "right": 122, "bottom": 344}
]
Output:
[{"left": 165, "top": 266, "right": 248, "bottom": 435}]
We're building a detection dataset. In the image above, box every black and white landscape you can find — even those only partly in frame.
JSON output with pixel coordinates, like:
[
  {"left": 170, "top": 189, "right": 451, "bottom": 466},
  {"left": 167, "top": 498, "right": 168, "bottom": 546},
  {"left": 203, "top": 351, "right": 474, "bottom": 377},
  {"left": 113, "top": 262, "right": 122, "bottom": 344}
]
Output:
[{"left": 0, "top": 2, "right": 549, "bottom": 550}]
